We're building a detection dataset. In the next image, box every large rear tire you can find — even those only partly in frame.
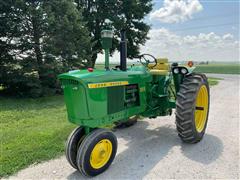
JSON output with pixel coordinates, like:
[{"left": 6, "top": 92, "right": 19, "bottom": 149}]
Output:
[{"left": 175, "top": 73, "right": 210, "bottom": 143}]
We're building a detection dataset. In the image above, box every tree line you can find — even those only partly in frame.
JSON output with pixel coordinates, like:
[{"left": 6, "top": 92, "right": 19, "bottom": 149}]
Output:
[{"left": 0, "top": 0, "right": 152, "bottom": 97}]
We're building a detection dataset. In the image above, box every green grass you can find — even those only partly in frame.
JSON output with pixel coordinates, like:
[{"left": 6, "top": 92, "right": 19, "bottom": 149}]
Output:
[
  {"left": 194, "top": 64, "right": 240, "bottom": 74},
  {"left": 208, "top": 77, "right": 222, "bottom": 86},
  {"left": 0, "top": 96, "right": 75, "bottom": 177}
]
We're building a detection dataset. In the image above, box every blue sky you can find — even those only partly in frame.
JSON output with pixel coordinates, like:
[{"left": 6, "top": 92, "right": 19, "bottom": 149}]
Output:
[
  {"left": 97, "top": 0, "right": 239, "bottom": 62},
  {"left": 149, "top": 0, "right": 239, "bottom": 38}
]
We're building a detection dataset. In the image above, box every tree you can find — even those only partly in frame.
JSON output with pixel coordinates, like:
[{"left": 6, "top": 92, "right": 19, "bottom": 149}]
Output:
[
  {"left": 0, "top": 0, "right": 92, "bottom": 97},
  {"left": 75, "top": 0, "right": 153, "bottom": 67},
  {"left": 43, "top": 0, "right": 92, "bottom": 69}
]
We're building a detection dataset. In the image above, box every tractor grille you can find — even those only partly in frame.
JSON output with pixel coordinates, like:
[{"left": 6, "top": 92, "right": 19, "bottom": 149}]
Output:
[
  {"left": 107, "top": 86, "right": 125, "bottom": 114},
  {"left": 107, "top": 84, "right": 140, "bottom": 114},
  {"left": 60, "top": 79, "right": 79, "bottom": 86},
  {"left": 125, "top": 84, "right": 140, "bottom": 108}
]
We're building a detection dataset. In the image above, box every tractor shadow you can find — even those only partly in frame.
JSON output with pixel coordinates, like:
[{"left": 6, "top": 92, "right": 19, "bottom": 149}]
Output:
[
  {"left": 67, "top": 120, "right": 223, "bottom": 180},
  {"left": 180, "top": 132, "right": 223, "bottom": 165}
]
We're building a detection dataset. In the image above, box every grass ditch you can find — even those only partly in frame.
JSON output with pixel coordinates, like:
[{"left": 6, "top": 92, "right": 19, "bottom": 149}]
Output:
[{"left": 0, "top": 96, "right": 75, "bottom": 177}]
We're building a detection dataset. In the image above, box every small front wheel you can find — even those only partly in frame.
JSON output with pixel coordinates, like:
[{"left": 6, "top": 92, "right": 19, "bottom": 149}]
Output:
[{"left": 76, "top": 129, "right": 117, "bottom": 177}]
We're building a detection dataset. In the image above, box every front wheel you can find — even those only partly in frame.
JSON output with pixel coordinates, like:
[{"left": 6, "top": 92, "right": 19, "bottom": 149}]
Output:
[
  {"left": 175, "top": 73, "right": 210, "bottom": 143},
  {"left": 65, "top": 127, "right": 85, "bottom": 169},
  {"left": 76, "top": 129, "right": 117, "bottom": 177}
]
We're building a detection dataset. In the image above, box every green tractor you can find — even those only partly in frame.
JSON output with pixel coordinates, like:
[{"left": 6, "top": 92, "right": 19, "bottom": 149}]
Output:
[{"left": 58, "top": 29, "right": 210, "bottom": 177}]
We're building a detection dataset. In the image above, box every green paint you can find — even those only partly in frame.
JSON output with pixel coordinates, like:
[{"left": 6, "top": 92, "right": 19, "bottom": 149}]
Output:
[
  {"left": 58, "top": 63, "right": 195, "bottom": 129},
  {"left": 100, "top": 29, "right": 113, "bottom": 70},
  {"left": 105, "top": 48, "right": 110, "bottom": 70}
]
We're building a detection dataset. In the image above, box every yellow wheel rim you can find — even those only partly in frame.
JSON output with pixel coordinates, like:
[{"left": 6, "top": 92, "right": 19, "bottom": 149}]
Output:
[
  {"left": 90, "top": 139, "right": 112, "bottom": 169},
  {"left": 195, "top": 85, "right": 209, "bottom": 132}
]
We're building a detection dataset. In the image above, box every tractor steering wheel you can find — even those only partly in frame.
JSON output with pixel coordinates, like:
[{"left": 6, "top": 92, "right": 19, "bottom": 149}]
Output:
[{"left": 135, "top": 54, "right": 157, "bottom": 68}]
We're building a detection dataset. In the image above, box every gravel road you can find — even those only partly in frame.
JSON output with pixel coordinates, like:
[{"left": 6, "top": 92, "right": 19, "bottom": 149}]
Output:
[{"left": 7, "top": 74, "right": 239, "bottom": 179}]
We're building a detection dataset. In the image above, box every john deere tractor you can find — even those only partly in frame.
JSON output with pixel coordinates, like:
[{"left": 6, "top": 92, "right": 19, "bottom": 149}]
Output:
[{"left": 58, "top": 28, "right": 210, "bottom": 177}]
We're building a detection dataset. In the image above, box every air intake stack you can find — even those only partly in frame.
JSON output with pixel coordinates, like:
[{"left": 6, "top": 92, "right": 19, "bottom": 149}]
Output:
[{"left": 120, "top": 30, "right": 127, "bottom": 71}]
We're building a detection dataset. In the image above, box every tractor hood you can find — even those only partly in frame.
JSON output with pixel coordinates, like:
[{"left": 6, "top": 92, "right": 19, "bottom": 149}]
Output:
[
  {"left": 58, "top": 67, "right": 152, "bottom": 86},
  {"left": 58, "top": 67, "right": 152, "bottom": 124}
]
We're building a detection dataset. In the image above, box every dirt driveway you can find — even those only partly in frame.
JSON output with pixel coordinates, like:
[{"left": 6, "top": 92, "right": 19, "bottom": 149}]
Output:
[{"left": 7, "top": 74, "right": 239, "bottom": 179}]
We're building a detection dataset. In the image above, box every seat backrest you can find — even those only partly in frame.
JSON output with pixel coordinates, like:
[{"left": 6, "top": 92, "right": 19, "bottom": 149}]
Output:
[{"left": 148, "top": 58, "right": 169, "bottom": 71}]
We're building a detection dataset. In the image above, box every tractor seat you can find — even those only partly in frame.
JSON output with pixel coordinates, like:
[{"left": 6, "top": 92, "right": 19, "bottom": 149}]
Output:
[{"left": 148, "top": 58, "right": 170, "bottom": 75}]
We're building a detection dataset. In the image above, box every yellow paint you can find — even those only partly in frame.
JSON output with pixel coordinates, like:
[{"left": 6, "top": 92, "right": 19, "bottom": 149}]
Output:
[
  {"left": 88, "top": 81, "right": 129, "bottom": 88},
  {"left": 90, "top": 139, "right": 113, "bottom": 169},
  {"left": 148, "top": 58, "right": 169, "bottom": 75},
  {"left": 140, "top": 87, "right": 146, "bottom": 92},
  {"left": 195, "top": 85, "right": 209, "bottom": 132},
  {"left": 149, "top": 69, "right": 169, "bottom": 75},
  {"left": 148, "top": 58, "right": 169, "bottom": 71}
]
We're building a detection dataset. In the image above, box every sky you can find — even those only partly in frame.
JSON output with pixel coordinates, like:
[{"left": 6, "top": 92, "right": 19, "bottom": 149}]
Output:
[{"left": 97, "top": 0, "right": 239, "bottom": 63}]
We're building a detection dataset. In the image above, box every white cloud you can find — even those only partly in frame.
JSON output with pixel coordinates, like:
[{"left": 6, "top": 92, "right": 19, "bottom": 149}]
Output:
[
  {"left": 96, "top": 29, "right": 239, "bottom": 63},
  {"left": 141, "top": 28, "right": 239, "bottom": 62},
  {"left": 150, "top": 0, "right": 203, "bottom": 23},
  {"left": 223, "top": 33, "right": 234, "bottom": 40}
]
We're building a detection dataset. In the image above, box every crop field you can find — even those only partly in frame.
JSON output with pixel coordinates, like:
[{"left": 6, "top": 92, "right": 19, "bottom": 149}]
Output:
[{"left": 194, "top": 64, "right": 240, "bottom": 74}]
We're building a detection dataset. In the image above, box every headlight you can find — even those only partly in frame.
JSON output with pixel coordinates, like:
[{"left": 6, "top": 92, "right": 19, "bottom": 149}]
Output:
[
  {"left": 181, "top": 68, "right": 188, "bottom": 74},
  {"left": 173, "top": 68, "right": 179, "bottom": 74}
]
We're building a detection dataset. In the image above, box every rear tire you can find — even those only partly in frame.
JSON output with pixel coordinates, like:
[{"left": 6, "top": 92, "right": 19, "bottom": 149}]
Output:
[
  {"left": 175, "top": 73, "right": 210, "bottom": 143},
  {"left": 65, "top": 127, "right": 85, "bottom": 169}
]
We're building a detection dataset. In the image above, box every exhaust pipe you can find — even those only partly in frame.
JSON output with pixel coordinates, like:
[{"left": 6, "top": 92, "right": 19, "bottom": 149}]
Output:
[{"left": 120, "top": 30, "right": 127, "bottom": 71}]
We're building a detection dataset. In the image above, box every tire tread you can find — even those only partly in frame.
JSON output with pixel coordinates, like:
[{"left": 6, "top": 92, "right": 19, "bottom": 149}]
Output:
[{"left": 175, "top": 73, "right": 210, "bottom": 143}]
